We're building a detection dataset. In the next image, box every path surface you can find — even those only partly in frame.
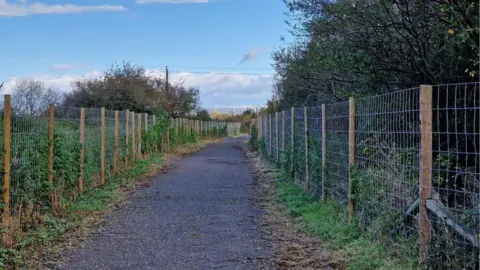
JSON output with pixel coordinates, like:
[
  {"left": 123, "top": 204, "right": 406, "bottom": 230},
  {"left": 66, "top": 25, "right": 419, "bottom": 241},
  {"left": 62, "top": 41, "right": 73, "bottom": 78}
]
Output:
[{"left": 56, "top": 137, "right": 272, "bottom": 270}]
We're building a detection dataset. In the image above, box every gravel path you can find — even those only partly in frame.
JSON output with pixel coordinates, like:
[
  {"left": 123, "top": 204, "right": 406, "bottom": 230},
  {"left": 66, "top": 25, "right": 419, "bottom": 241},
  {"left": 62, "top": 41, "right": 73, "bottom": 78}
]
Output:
[{"left": 57, "top": 137, "right": 272, "bottom": 270}]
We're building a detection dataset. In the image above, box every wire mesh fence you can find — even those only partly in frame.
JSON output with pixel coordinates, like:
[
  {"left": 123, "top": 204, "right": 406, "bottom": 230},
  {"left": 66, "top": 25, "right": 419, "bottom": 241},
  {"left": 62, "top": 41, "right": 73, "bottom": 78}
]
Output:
[
  {"left": 252, "top": 82, "right": 480, "bottom": 269},
  {"left": 0, "top": 101, "right": 241, "bottom": 246},
  {"left": 294, "top": 107, "right": 306, "bottom": 189}
]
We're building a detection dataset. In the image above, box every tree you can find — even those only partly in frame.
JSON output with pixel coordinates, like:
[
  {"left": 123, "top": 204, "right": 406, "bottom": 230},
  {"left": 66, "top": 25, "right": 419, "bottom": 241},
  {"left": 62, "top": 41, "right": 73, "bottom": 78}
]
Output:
[
  {"left": 63, "top": 61, "right": 200, "bottom": 117},
  {"left": 64, "top": 62, "right": 154, "bottom": 112},
  {"left": 149, "top": 78, "right": 200, "bottom": 118},
  {"left": 273, "top": 0, "right": 479, "bottom": 106},
  {"left": 11, "top": 78, "right": 61, "bottom": 115},
  {"left": 195, "top": 109, "right": 211, "bottom": 121}
]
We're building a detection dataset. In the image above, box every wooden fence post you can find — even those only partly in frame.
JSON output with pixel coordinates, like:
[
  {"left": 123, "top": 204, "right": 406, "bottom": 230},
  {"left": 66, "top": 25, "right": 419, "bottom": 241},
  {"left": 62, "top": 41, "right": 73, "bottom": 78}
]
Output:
[
  {"left": 100, "top": 107, "right": 105, "bottom": 185},
  {"left": 257, "top": 114, "right": 263, "bottom": 139},
  {"left": 269, "top": 114, "right": 272, "bottom": 158},
  {"left": 166, "top": 118, "right": 170, "bottom": 150},
  {"left": 176, "top": 118, "right": 179, "bottom": 137},
  {"left": 304, "top": 107, "right": 310, "bottom": 192},
  {"left": 125, "top": 110, "right": 129, "bottom": 166},
  {"left": 282, "top": 111, "right": 286, "bottom": 166},
  {"left": 348, "top": 97, "right": 355, "bottom": 222},
  {"left": 131, "top": 112, "right": 136, "bottom": 163},
  {"left": 276, "top": 112, "right": 280, "bottom": 164},
  {"left": 258, "top": 116, "right": 261, "bottom": 137},
  {"left": 419, "top": 85, "right": 433, "bottom": 263},
  {"left": 114, "top": 110, "right": 119, "bottom": 173},
  {"left": 137, "top": 113, "right": 142, "bottom": 159},
  {"left": 153, "top": 115, "right": 157, "bottom": 152},
  {"left": 259, "top": 117, "right": 262, "bottom": 137},
  {"left": 47, "top": 104, "right": 57, "bottom": 210},
  {"left": 290, "top": 107, "right": 295, "bottom": 179},
  {"left": 145, "top": 113, "right": 148, "bottom": 133},
  {"left": 144, "top": 113, "right": 148, "bottom": 155},
  {"left": 2, "top": 95, "right": 11, "bottom": 245},
  {"left": 321, "top": 104, "right": 327, "bottom": 203},
  {"left": 79, "top": 108, "right": 85, "bottom": 193}
]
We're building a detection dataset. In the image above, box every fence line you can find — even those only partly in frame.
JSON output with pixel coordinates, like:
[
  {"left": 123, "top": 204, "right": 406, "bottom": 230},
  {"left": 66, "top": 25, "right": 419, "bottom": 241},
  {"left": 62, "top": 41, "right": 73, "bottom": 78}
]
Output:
[
  {"left": 0, "top": 95, "right": 241, "bottom": 245},
  {"left": 252, "top": 83, "right": 479, "bottom": 269}
]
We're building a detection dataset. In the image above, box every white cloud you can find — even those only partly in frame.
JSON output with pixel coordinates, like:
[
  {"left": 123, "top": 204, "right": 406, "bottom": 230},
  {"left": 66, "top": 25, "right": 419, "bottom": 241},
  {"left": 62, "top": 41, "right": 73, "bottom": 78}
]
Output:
[
  {"left": 50, "top": 64, "right": 86, "bottom": 72},
  {"left": 0, "top": 0, "right": 126, "bottom": 17},
  {"left": 1, "top": 69, "right": 273, "bottom": 107},
  {"left": 238, "top": 47, "right": 266, "bottom": 65},
  {"left": 136, "top": 0, "right": 208, "bottom": 4}
]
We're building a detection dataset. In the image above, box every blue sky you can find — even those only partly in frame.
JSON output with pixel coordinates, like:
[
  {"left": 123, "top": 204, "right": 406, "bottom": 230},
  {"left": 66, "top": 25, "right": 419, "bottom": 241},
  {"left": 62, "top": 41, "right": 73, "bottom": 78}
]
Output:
[{"left": 0, "top": 0, "right": 288, "bottom": 107}]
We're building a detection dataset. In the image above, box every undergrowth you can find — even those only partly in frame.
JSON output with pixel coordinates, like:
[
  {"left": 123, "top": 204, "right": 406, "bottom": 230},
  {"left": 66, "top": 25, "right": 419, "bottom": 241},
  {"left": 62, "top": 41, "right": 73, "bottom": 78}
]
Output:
[
  {"left": 5, "top": 153, "right": 166, "bottom": 269},
  {"left": 0, "top": 118, "right": 228, "bottom": 269},
  {"left": 273, "top": 174, "right": 418, "bottom": 270}
]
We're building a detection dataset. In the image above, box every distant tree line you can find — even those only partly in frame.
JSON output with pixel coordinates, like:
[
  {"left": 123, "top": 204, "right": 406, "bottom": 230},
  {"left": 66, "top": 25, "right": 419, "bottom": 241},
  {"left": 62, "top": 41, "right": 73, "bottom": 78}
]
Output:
[{"left": 9, "top": 62, "right": 207, "bottom": 118}]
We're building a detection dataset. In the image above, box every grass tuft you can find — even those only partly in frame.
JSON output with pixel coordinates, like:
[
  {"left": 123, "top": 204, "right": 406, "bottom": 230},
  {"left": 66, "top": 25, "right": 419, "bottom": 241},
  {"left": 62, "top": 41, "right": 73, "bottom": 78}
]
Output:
[{"left": 274, "top": 174, "right": 417, "bottom": 270}]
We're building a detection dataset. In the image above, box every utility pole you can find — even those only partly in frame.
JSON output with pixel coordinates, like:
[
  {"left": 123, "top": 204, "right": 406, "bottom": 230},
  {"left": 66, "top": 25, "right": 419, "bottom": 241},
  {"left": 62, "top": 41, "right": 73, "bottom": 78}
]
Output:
[{"left": 165, "top": 66, "right": 169, "bottom": 89}]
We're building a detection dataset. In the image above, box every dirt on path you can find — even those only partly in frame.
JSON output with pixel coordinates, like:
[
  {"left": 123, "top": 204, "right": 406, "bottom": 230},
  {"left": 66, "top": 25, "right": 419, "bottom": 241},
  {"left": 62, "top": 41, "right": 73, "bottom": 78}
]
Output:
[
  {"left": 243, "top": 144, "right": 343, "bottom": 270},
  {"left": 50, "top": 137, "right": 340, "bottom": 270}
]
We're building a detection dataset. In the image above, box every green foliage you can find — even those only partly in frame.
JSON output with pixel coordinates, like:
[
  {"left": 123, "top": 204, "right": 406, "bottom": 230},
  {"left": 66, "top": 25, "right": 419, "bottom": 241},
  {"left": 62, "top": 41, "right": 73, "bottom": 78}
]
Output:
[
  {"left": 0, "top": 248, "right": 21, "bottom": 269},
  {"left": 195, "top": 109, "right": 211, "bottom": 121},
  {"left": 274, "top": 1, "right": 479, "bottom": 107},
  {"left": 275, "top": 176, "right": 417, "bottom": 270},
  {"left": 249, "top": 124, "right": 259, "bottom": 149},
  {"left": 1, "top": 117, "right": 235, "bottom": 267},
  {"left": 63, "top": 61, "right": 200, "bottom": 118}
]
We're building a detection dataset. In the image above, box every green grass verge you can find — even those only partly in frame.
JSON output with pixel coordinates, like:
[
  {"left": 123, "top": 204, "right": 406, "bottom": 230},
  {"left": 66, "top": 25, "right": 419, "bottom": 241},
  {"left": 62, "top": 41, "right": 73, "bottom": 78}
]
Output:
[
  {"left": 274, "top": 173, "right": 418, "bottom": 270},
  {"left": 3, "top": 153, "right": 167, "bottom": 269}
]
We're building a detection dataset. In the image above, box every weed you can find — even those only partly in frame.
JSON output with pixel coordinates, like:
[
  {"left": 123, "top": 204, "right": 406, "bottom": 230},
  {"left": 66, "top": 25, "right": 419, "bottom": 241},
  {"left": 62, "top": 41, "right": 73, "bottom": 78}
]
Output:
[{"left": 273, "top": 173, "right": 418, "bottom": 270}]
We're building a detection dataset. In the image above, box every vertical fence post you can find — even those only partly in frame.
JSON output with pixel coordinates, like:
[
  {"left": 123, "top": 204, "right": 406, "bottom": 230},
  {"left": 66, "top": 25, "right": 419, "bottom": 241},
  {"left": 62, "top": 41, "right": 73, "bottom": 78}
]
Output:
[
  {"left": 282, "top": 111, "right": 286, "bottom": 166},
  {"left": 419, "top": 85, "right": 433, "bottom": 263},
  {"left": 125, "top": 110, "right": 129, "bottom": 166},
  {"left": 304, "top": 107, "right": 310, "bottom": 192},
  {"left": 260, "top": 115, "right": 263, "bottom": 138},
  {"left": 145, "top": 113, "right": 148, "bottom": 133},
  {"left": 276, "top": 112, "right": 280, "bottom": 164},
  {"left": 144, "top": 113, "right": 148, "bottom": 155},
  {"left": 131, "top": 112, "right": 136, "bottom": 163},
  {"left": 137, "top": 113, "right": 142, "bottom": 159},
  {"left": 290, "top": 107, "right": 295, "bottom": 179},
  {"left": 269, "top": 114, "right": 272, "bottom": 158},
  {"left": 114, "top": 110, "right": 119, "bottom": 173},
  {"left": 100, "top": 107, "right": 105, "bottom": 185},
  {"left": 166, "top": 118, "right": 170, "bottom": 151},
  {"left": 176, "top": 118, "right": 179, "bottom": 137},
  {"left": 256, "top": 117, "right": 259, "bottom": 137},
  {"left": 2, "top": 95, "right": 11, "bottom": 245},
  {"left": 153, "top": 115, "right": 157, "bottom": 152},
  {"left": 79, "top": 108, "right": 85, "bottom": 193},
  {"left": 348, "top": 97, "right": 356, "bottom": 222},
  {"left": 321, "top": 104, "right": 327, "bottom": 203},
  {"left": 47, "top": 104, "right": 56, "bottom": 211},
  {"left": 259, "top": 117, "right": 262, "bottom": 137}
]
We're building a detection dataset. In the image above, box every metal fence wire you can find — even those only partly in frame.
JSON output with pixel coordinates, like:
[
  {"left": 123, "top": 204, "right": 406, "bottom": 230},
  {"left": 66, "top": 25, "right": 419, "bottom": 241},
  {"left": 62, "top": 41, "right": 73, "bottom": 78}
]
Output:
[
  {"left": 254, "top": 82, "right": 480, "bottom": 269},
  {"left": 294, "top": 107, "right": 306, "bottom": 188},
  {"left": 325, "top": 101, "right": 349, "bottom": 205},
  {"left": 308, "top": 106, "right": 323, "bottom": 199},
  {"left": 0, "top": 103, "right": 240, "bottom": 244}
]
